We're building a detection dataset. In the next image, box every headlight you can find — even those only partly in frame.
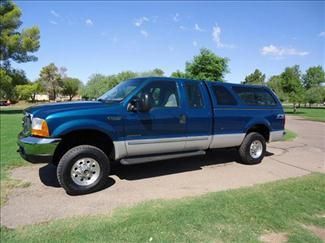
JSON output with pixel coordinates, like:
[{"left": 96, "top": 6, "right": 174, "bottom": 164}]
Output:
[{"left": 31, "top": 118, "right": 49, "bottom": 137}]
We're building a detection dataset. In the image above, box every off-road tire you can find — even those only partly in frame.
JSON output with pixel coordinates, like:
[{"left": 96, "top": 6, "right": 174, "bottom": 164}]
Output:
[
  {"left": 238, "top": 132, "right": 266, "bottom": 164},
  {"left": 57, "top": 145, "right": 110, "bottom": 195}
]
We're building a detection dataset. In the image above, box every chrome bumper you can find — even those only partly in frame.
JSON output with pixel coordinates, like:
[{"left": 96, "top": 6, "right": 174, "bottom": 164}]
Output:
[{"left": 17, "top": 133, "right": 61, "bottom": 163}]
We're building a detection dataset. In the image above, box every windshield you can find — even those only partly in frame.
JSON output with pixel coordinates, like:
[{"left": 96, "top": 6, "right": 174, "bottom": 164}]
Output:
[{"left": 97, "top": 79, "right": 140, "bottom": 102}]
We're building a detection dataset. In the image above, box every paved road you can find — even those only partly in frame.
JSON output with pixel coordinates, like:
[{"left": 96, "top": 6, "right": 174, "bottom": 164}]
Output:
[{"left": 1, "top": 116, "right": 324, "bottom": 228}]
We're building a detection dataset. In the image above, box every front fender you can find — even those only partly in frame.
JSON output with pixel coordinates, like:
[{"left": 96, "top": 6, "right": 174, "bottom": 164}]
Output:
[{"left": 51, "top": 119, "right": 117, "bottom": 139}]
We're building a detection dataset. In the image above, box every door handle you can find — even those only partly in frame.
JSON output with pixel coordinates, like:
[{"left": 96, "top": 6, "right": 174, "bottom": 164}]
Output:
[{"left": 179, "top": 114, "right": 186, "bottom": 124}]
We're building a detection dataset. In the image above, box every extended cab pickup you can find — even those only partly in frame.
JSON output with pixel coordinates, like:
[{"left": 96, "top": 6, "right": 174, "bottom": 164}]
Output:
[{"left": 18, "top": 77, "right": 285, "bottom": 194}]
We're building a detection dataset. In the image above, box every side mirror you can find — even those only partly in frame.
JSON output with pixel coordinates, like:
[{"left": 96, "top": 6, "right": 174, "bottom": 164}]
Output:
[{"left": 127, "top": 93, "right": 151, "bottom": 112}]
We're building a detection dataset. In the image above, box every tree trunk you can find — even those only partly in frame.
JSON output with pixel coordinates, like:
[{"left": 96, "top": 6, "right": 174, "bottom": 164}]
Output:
[
  {"left": 293, "top": 103, "right": 297, "bottom": 113},
  {"left": 31, "top": 93, "right": 36, "bottom": 103},
  {"left": 69, "top": 95, "right": 73, "bottom": 101}
]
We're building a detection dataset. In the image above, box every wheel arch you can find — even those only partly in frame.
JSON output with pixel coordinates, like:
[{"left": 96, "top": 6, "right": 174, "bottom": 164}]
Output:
[
  {"left": 52, "top": 129, "right": 115, "bottom": 165},
  {"left": 245, "top": 123, "right": 270, "bottom": 142},
  {"left": 51, "top": 119, "right": 117, "bottom": 139}
]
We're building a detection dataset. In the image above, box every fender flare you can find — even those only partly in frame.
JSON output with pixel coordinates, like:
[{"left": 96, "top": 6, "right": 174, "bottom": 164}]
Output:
[
  {"left": 51, "top": 119, "right": 117, "bottom": 140},
  {"left": 244, "top": 118, "right": 271, "bottom": 134}
]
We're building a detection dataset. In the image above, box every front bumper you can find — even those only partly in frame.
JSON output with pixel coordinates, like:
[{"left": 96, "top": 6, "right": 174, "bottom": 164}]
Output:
[{"left": 17, "top": 133, "right": 61, "bottom": 163}]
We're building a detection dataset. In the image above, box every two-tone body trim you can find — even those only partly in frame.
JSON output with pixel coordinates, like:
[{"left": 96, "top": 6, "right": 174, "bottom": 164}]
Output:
[
  {"left": 113, "top": 129, "right": 285, "bottom": 160},
  {"left": 113, "top": 133, "right": 246, "bottom": 160},
  {"left": 209, "top": 133, "right": 246, "bottom": 149},
  {"left": 269, "top": 130, "right": 285, "bottom": 142}
]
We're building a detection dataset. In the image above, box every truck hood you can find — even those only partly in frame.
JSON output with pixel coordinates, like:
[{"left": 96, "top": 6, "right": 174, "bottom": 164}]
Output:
[{"left": 25, "top": 101, "right": 118, "bottom": 118}]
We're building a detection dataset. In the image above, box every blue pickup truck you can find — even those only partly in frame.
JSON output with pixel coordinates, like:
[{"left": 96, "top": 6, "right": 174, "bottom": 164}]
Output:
[{"left": 18, "top": 77, "right": 285, "bottom": 194}]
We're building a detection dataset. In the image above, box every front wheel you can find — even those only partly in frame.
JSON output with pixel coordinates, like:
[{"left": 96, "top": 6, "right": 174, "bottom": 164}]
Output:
[
  {"left": 238, "top": 132, "right": 266, "bottom": 164},
  {"left": 57, "top": 145, "right": 110, "bottom": 195}
]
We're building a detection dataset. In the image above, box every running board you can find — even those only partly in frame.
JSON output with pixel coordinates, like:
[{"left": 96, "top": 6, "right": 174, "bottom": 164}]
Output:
[{"left": 120, "top": 150, "right": 206, "bottom": 165}]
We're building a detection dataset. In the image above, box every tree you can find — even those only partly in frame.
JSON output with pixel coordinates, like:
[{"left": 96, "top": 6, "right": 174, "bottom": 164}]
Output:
[
  {"left": 305, "top": 87, "right": 323, "bottom": 107},
  {"left": 302, "top": 66, "right": 325, "bottom": 89},
  {"left": 62, "top": 77, "right": 81, "bottom": 101},
  {"left": 81, "top": 74, "right": 110, "bottom": 99},
  {"left": 151, "top": 68, "right": 164, "bottom": 76},
  {"left": 280, "top": 65, "right": 304, "bottom": 112},
  {"left": 243, "top": 69, "right": 266, "bottom": 85},
  {"left": 0, "top": 67, "right": 28, "bottom": 100},
  {"left": 321, "top": 87, "right": 325, "bottom": 103},
  {"left": 136, "top": 69, "right": 164, "bottom": 78},
  {"left": 0, "top": 68, "right": 12, "bottom": 100},
  {"left": 171, "top": 70, "right": 187, "bottom": 78},
  {"left": 5, "top": 68, "right": 28, "bottom": 86},
  {"left": 0, "top": 0, "right": 40, "bottom": 100},
  {"left": 39, "top": 63, "right": 62, "bottom": 100},
  {"left": 59, "top": 66, "right": 68, "bottom": 79},
  {"left": 115, "top": 71, "right": 138, "bottom": 85},
  {"left": 267, "top": 75, "right": 287, "bottom": 102},
  {"left": 81, "top": 69, "right": 165, "bottom": 99},
  {"left": 185, "top": 48, "right": 229, "bottom": 81},
  {"left": 16, "top": 81, "right": 42, "bottom": 102},
  {"left": 0, "top": 0, "right": 40, "bottom": 64}
]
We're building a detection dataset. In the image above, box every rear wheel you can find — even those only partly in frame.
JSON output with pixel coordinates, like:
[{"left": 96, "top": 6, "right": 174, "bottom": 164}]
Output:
[
  {"left": 57, "top": 145, "right": 110, "bottom": 195},
  {"left": 238, "top": 132, "right": 266, "bottom": 164}
]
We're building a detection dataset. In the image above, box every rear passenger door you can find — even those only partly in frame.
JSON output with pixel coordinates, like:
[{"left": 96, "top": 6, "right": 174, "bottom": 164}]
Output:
[
  {"left": 183, "top": 81, "right": 212, "bottom": 151},
  {"left": 209, "top": 84, "right": 246, "bottom": 148}
]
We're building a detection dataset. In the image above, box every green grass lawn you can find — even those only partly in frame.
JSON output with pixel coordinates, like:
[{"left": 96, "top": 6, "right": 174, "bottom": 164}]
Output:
[
  {"left": 0, "top": 109, "right": 29, "bottom": 205},
  {"left": 284, "top": 106, "right": 325, "bottom": 122},
  {"left": 284, "top": 129, "right": 297, "bottom": 141},
  {"left": 1, "top": 173, "right": 324, "bottom": 242}
]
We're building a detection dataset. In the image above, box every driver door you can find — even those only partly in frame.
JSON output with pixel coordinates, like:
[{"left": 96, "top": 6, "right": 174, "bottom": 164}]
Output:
[{"left": 124, "top": 80, "right": 186, "bottom": 157}]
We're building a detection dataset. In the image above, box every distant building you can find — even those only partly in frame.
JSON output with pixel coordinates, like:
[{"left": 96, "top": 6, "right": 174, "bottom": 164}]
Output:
[
  {"left": 35, "top": 94, "right": 49, "bottom": 101},
  {"left": 34, "top": 94, "right": 81, "bottom": 102}
]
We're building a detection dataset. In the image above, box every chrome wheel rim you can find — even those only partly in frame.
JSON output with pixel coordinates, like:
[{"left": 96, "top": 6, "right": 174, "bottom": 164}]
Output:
[
  {"left": 71, "top": 158, "right": 100, "bottom": 186},
  {"left": 249, "top": 140, "right": 263, "bottom": 159}
]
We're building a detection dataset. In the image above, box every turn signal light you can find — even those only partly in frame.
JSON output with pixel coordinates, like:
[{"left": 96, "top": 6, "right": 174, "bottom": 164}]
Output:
[{"left": 31, "top": 118, "right": 49, "bottom": 137}]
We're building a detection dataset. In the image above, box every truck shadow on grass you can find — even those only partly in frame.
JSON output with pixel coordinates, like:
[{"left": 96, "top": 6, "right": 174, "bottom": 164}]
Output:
[{"left": 38, "top": 149, "right": 274, "bottom": 192}]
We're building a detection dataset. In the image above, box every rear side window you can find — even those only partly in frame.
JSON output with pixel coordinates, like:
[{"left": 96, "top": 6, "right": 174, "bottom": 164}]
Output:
[
  {"left": 212, "top": 86, "right": 237, "bottom": 105},
  {"left": 233, "top": 87, "right": 277, "bottom": 106},
  {"left": 185, "top": 82, "right": 204, "bottom": 108}
]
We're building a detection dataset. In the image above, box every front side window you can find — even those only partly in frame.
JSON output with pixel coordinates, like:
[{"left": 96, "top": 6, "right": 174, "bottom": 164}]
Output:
[
  {"left": 137, "top": 81, "right": 179, "bottom": 108},
  {"left": 185, "top": 82, "right": 204, "bottom": 108},
  {"left": 212, "top": 86, "right": 237, "bottom": 105},
  {"left": 233, "top": 87, "right": 277, "bottom": 106}
]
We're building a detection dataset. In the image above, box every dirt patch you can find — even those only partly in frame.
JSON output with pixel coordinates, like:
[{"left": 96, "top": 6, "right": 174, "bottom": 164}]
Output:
[
  {"left": 304, "top": 225, "right": 325, "bottom": 241},
  {"left": 259, "top": 232, "right": 288, "bottom": 243}
]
